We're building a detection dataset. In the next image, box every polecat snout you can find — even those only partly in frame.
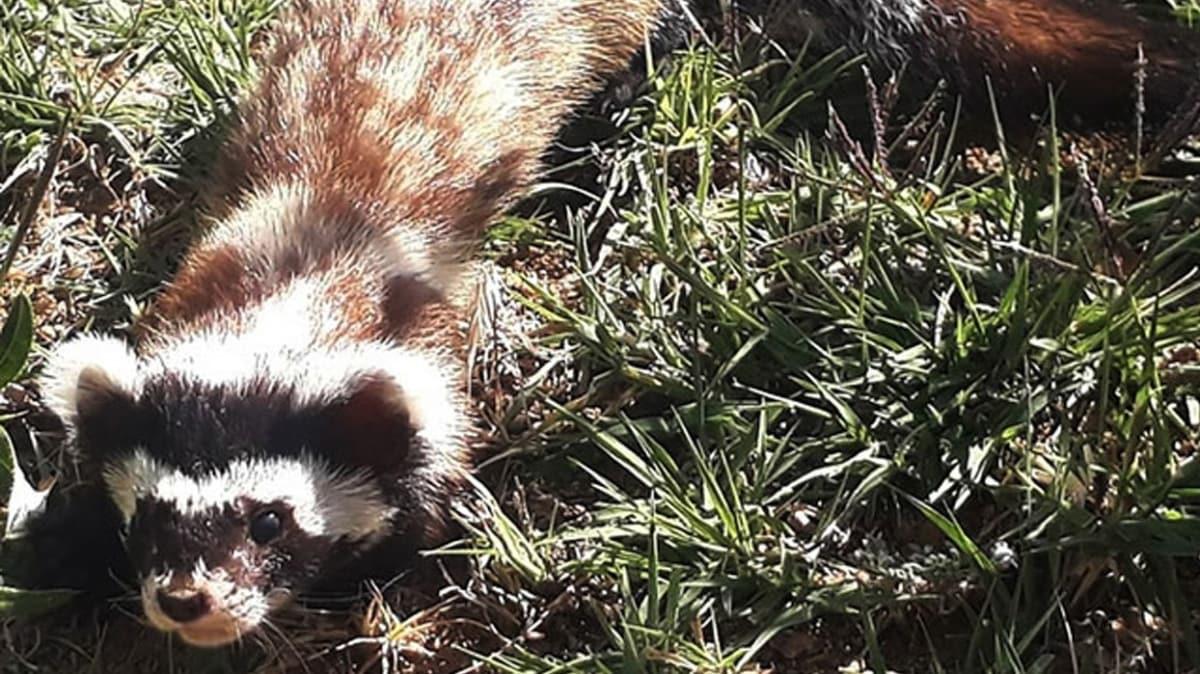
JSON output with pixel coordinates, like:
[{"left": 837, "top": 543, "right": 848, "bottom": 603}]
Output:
[{"left": 34, "top": 0, "right": 1200, "bottom": 649}]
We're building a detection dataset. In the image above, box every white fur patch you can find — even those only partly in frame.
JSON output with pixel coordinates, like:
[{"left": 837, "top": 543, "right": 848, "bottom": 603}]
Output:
[
  {"left": 142, "top": 313, "right": 463, "bottom": 471},
  {"left": 39, "top": 334, "right": 139, "bottom": 426},
  {"left": 105, "top": 449, "right": 395, "bottom": 541},
  {"left": 205, "top": 180, "right": 459, "bottom": 295}
]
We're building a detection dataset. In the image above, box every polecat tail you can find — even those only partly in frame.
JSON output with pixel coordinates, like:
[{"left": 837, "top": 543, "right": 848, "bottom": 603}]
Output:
[
  {"left": 766, "top": 0, "right": 1200, "bottom": 131},
  {"left": 929, "top": 0, "right": 1199, "bottom": 127}
]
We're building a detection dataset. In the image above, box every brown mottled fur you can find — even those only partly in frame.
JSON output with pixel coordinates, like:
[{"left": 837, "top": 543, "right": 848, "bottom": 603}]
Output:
[{"left": 143, "top": 0, "right": 672, "bottom": 362}]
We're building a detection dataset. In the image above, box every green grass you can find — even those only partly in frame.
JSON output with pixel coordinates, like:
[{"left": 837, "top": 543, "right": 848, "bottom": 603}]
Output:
[
  {"left": 465, "top": 33, "right": 1200, "bottom": 670},
  {"left": 3, "top": 1, "right": 1200, "bottom": 672},
  {"left": 0, "top": 0, "right": 277, "bottom": 343},
  {"left": 1170, "top": 0, "right": 1200, "bottom": 23}
]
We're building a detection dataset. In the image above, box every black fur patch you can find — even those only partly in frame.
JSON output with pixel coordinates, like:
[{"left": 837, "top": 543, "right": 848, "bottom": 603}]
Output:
[
  {"left": 126, "top": 498, "right": 241, "bottom": 575},
  {"left": 97, "top": 372, "right": 420, "bottom": 479},
  {"left": 12, "top": 483, "right": 132, "bottom": 595},
  {"left": 132, "top": 374, "right": 307, "bottom": 475},
  {"left": 600, "top": 0, "right": 692, "bottom": 107},
  {"left": 85, "top": 371, "right": 429, "bottom": 596},
  {"left": 126, "top": 495, "right": 338, "bottom": 593}
]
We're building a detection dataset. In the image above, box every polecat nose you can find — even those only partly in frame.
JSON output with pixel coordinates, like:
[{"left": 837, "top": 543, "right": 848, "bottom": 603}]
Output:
[{"left": 156, "top": 588, "right": 212, "bottom": 624}]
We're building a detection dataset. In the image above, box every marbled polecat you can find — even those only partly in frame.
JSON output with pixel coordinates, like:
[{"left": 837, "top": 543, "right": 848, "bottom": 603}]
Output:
[
  {"left": 41, "top": 0, "right": 676, "bottom": 647},
  {"left": 37, "top": 0, "right": 1199, "bottom": 648}
]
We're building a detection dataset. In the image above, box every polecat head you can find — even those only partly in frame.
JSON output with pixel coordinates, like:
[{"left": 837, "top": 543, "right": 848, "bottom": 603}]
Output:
[{"left": 40, "top": 334, "right": 464, "bottom": 647}]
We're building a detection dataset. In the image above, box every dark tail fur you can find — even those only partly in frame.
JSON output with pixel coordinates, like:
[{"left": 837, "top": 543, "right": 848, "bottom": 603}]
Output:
[{"left": 748, "top": 0, "right": 1200, "bottom": 131}]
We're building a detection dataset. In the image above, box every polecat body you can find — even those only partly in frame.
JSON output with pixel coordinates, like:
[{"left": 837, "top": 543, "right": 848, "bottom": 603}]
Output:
[
  {"left": 41, "top": 0, "right": 674, "bottom": 648},
  {"left": 36, "top": 0, "right": 1199, "bottom": 649}
]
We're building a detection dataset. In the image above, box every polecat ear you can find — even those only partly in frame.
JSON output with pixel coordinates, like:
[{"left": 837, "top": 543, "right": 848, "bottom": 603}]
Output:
[
  {"left": 316, "top": 355, "right": 460, "bottom": 477},
  {"left": 40, "top": 335, "right": 142, "bottom": 460},
  {"left": 320, "top": 376, "right": 416, "bottom": 474}
]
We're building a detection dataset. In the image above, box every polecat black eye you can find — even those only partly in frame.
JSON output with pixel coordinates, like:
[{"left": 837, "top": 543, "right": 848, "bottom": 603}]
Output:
[{"left": 249, "top": 510, "right": 283, "bottom": 545}]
